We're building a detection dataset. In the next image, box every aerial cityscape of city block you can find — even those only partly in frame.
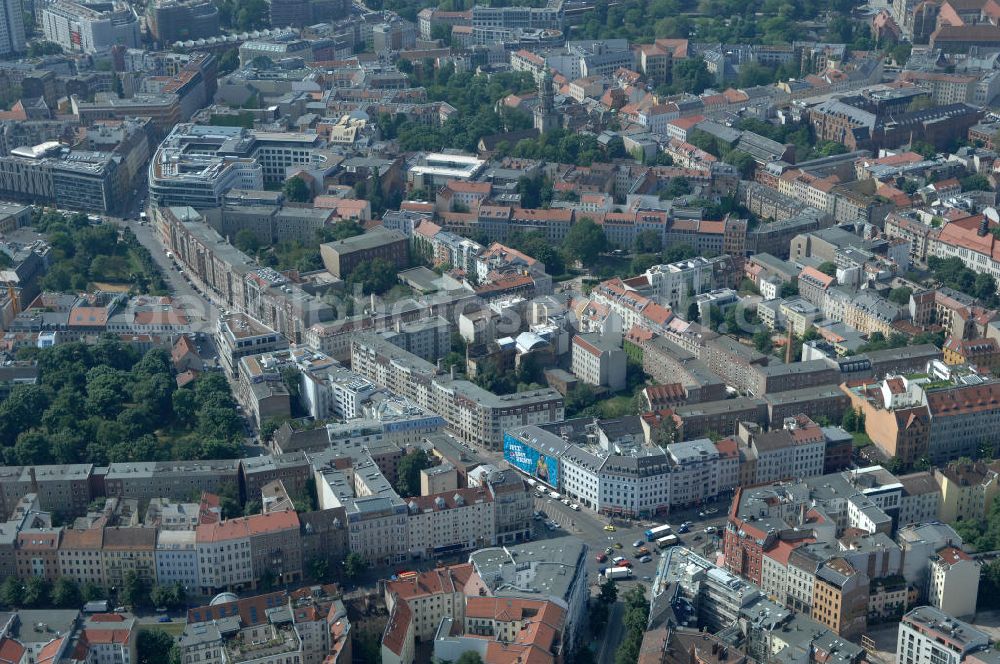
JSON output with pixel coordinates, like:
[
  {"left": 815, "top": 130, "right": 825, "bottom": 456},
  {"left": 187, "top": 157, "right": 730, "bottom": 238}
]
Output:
[{"left": 0, "top": 0, "right": 1000, "bottom": 663}]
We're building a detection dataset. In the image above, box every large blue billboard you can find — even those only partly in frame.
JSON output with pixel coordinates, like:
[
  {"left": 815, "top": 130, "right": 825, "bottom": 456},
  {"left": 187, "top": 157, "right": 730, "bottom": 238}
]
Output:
[{"left": 504, "top": 433, "right": 559, "bottom": 489}]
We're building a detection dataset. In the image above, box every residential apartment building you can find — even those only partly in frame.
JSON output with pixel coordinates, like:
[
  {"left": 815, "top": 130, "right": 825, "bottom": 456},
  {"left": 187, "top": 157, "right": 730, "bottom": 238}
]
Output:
[
  {"left": 58, "top": 527, "right": 106, "bottom": 588},
  {"left": 155, "top": 529, "right": 199, "bottom": 590},
  {"left": 841, "top": 365, "right": 1000, "bottom": 466},
  {"left": 928, "top": 546, "right": 980, "bottom": 619},
  {"left": 469, "top": 536, "right": 587, "bottom": 647},
  {"left": 0, "top": 464, "right": 93, "bottom": 518},
  {"left": 810, "top": 557, "right": 869, "bottom": 639},
  {"left": 896, "top": 607, "right": 990, "bottom": 664},
  {"left": 16, "top": 528, "right": 61, "bottom": 580},
  {"left": 382, "top": 564, "right": 476, "bottom": 664},
  {"left": 571, "top": 333, "right": 626, "bottom": 391},
  {"left": 483, "top": 469, "right": 532, "bottom": 545},
  {"left": 934, "top": 461, "right": 999, "bottom": 524},
  {"left": 101, "top": 527, "right": 157, "bottom": 590},
  {"left": 182, "top": 586, "right": 350, "bottom": 664},
  {"left": 195, "top": 518, "right": 254, "bottom": 594},
  {"left": 311, "top": 451, "right": 410, "bottom": 567},
  {"left": 405, "top": 487, "right": 494, "bottom": 559},
  {"left": 247, "top": 510, "right": 302, "bottom": 586},
  {"left": 216, "top": 314, "right": 289, "bottom": 377},
  {"left": 898, "top": 471, "right": 943, "bottom": 525},
  {"left": 741, "top": 417, "right": 826, "bottom": 483},
  {"left": 351, "top": 334, "right": 563, "bottom": 450},
  {"left": 104, "top": 460, "right": 240, "bottom": 504}
]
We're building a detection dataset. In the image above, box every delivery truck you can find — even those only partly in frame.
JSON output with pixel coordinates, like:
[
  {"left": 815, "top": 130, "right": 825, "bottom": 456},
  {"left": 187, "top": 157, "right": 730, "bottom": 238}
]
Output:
[{"left": 604, "top": 566, "right": 633, "bottom": 580}]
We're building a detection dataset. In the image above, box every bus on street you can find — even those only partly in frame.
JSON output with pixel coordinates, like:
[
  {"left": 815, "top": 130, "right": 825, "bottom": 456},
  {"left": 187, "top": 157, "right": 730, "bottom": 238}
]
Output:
[{"left": 645, "top": 524, "right": 671, "bottom": 541}]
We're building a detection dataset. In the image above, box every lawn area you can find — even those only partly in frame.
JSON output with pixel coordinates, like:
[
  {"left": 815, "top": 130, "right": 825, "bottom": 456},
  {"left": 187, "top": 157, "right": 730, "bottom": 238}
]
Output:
[
  {"left": 851, "top": 431, "right": 872, "bottom": 448},
  {"left": 138, "top": 621, "right": 185, "bottom": 637},
  {"left": 596, "top": 394, "right": 637, "bottom": 419},
  {"left": 590, "top": 255, "right": 632, "bottom": 279}
]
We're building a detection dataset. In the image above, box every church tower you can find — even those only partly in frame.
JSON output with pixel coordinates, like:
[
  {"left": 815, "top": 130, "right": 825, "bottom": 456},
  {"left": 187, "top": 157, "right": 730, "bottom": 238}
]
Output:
[{"left": 533, "top": 72, "right": 559, "bottom": 134}]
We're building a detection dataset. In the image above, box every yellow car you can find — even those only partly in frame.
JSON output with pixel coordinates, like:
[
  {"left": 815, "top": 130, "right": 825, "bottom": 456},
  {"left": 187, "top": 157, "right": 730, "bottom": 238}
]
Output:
[{"left": 603, "top": 525, "right": 616, "bottom": 532}]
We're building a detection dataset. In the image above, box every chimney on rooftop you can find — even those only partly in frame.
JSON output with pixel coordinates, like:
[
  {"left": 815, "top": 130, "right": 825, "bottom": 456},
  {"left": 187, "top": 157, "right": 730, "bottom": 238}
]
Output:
[{"left": 979, "top": 216, "right": 990, "bottom": 237}]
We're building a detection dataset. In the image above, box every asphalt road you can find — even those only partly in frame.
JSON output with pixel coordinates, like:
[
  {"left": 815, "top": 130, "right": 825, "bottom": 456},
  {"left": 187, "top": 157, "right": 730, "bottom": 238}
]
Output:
[{"left": 598, "top": 600, "right": 625, "bottom": 664}]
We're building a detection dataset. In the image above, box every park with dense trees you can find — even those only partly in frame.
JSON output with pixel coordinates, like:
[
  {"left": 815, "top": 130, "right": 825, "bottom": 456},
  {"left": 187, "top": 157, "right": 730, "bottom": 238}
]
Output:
[
  {"left": 34, "top": 210, "right": 167, "bottom": 294},
  {"left": 2, "top": 340, "right": 244, "bottom": 467}
]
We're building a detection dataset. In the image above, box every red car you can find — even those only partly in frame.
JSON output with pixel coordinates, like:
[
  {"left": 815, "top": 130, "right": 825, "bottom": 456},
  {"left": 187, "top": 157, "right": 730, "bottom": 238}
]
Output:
[
  {"left": 596, "top": 553, "right": 608, "bottom": 563},
  {"left": 618, "top": 560, "right": 633, "bottom": 568}
]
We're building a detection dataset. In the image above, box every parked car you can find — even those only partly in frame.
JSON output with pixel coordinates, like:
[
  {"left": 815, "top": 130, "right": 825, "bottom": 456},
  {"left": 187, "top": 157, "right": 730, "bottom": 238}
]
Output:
[
  {"left": 158, "top": 616, "right": 171, "bottom": 623},
  {"left": 596, "top": 553, "right": 608, "bottom": 563},
  {"left": 603, "top": 524, "right": 616, "bottom": 532},
  {"left": 639, "top": 555, "right": 652, "bottom": 563},
  {"left": 632, "top": 539, "right": 644, "bottom": 548},
  {"left": 705, "top": 526, "right": 717, "bottom": 534},
  {"left": 605, "top": 546, "right": 614, "bottom": 555},
  {"left": 570, "top": 504, "right": 580, "bottom": 511},
  {"left": 613, "top": 542, "right": 623, "bottom": 549}
]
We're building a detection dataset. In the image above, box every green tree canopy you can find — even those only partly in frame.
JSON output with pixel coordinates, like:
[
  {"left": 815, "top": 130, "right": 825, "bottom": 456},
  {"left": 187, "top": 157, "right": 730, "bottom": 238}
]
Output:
[
  {"left": 137, "top": 630, "right": 179, "bottom": 664},
  {"left": 347, "top": 258, "right": 399, "bottom": 295},
  {"left": 51, "top": 577, "right": 82, "bottom": 608},
  {"left": 282, "top": 176, "right": 312, "bottom": 202},
  {"left": 396, "top": 449, "right": 435, "bottom": 497},
  {"left": 344, "top": 552, "right": 367, "bottom": 580},
  {"left": 562, "top": 217, "right": 608, "bottom": 265},
  {"left": 817, "top": 261, "right": 837, "bottom": 277},
  {"left": 234, "top": 229, "right": 262, "bottom": 254}
]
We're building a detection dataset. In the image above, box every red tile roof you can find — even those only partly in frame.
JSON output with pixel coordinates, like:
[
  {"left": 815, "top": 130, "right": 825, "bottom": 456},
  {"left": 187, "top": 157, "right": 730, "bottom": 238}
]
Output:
[
  {"left": 37, "top": 637, "right": 64, "bottom": 664},
  {"left": 386, "top": 564, "right": 476, "bottom": 601},
  {"left": 381, "top": 599, "right": 411, "bottom": 656},
  {"left": 88, "top": 614, "right": 126, "bottom": 622},
  {"left": 406, "top": 487, "right": 492, "bottom": 511},
  {"left": 926, "top": 381, "right": 1000, "bottom": 417},
  {"left": 196, "top": 510, "right": 299, "bottom": 543},
  {"left": 668, "top": 114, "right": 706, "bottom": 130},
  {"left": 937, "top": 545, "right": 972, "bottom": 565},
  {"left": 800, "top": 265, "right": 835, "bottom": 289},
  {"left": 644, "top": 383, "right": 686, "bottom": 403},
  {"left": 187, "top": 591, "right": 288, "bottom": 626},
  {"left": 82, "top": 629, "right": 132, "bottom": 645},
  {"left": 69, "top": 307, "right": 109, "bottom": 327},
  {"left": 0, "top": 638, "right": 25, "bottom": 664}
]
